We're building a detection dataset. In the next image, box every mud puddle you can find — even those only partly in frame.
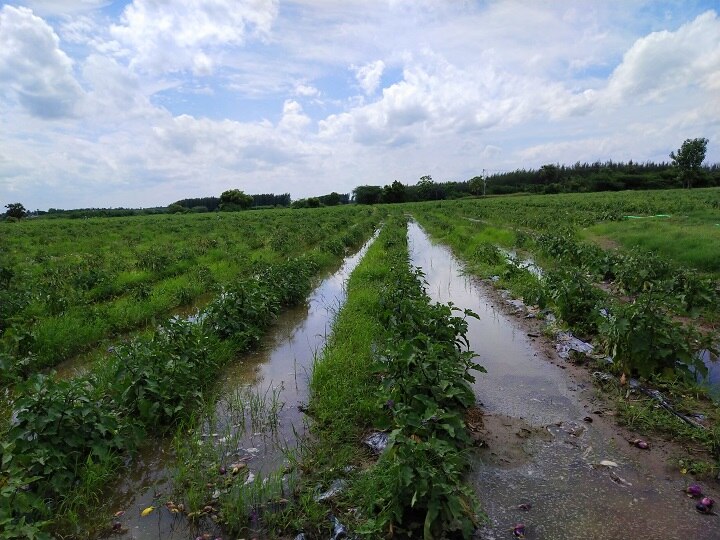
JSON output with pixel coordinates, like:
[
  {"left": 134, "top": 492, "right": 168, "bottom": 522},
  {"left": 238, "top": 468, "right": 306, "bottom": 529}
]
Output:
[
  {"left": 408, "top": 221, "right": 719, "bottom": 540},
  {"left": 102, "top": 233, "right": 378, "bottom": 539}
]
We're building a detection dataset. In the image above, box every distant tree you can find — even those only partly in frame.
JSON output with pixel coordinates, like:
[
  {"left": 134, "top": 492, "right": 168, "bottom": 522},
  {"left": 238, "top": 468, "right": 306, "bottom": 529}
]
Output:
[
  {"left": 670, "top": 138, "right": 708, "bottom": 188},
  {"left": 306, "top": 197, "right": 321, "bottom": 208},
  {"left": 540, "top": 164, "right": 560, "bottom": 184},
  {"left": 219, "top": 189, "right": 253, "bottom": 210},
  {"left": 468, "top": 176, "right": 484, "bottom": 196},
  {"left": 353, "top": 185, "right": 383, "bottom": 205},
  {"left": 417, "top": 174, "right": 437, "bottom": 201},
  {"left": 5, "top": 203, "right": 27, "bottom": 219},
  {"left": 381, "top": 180, "right": 406, "bottom": 204},
  {"left": 167, "top": 203, "right": 187, "bottom": 214},
  {"left": 320, "top": 192, "right": 341, "bottom": 206}
]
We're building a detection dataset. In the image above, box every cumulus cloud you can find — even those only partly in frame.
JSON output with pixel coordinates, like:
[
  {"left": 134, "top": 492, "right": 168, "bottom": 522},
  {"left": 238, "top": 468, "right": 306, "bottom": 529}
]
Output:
[
  {"left": 605, "top": 11, "right": 720, "bottom": 104},
  {"left": 322, "top": 53, "right": 586, "bottom": 146},
  {"left": 110, "top": 0, "right": 279, "bottom": 74},
  {"left": 17, "top": 0, "right": 109, "bottom": 16},
  {"left": 0, "top": 5, "right": 85, "bottom": 118},
  {"left": 353, "top": 60, "right": 385, "bottom": 95},
  {"left": 295, "top": 83, "right": 320, "bottom": 97}
]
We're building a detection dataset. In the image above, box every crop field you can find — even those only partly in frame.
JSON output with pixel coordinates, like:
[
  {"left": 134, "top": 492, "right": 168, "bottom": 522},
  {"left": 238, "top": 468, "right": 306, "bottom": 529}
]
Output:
[{"left": 2, "top": 188, "right": 720, "bottom": 539}]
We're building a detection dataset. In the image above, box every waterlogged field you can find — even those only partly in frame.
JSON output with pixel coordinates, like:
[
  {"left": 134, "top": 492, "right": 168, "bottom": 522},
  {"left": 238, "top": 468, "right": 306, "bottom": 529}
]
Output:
[
  {"left": 0, "top": 206, "right": 383, "bottom": 538},
  {"left": 0, "top": 207, "right": 379, "bottom": 380},
  {"left": 2, "top": 188, "right": 720, "bottom": 539}
]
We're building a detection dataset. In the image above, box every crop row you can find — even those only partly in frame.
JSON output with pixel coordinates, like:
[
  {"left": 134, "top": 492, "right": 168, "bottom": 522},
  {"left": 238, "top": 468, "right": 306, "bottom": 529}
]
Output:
[
  {"left": 0, "top": 221, "right": 378, "bottom": 539},
  {"left": 0, "top": 207, "right": 381, "bottom": 380},
  {"left": 412, "top": 207, "right": 717, "bottom": 381},
  {"left": 292, "top": 216, "right": 482, "bottom": 539}
]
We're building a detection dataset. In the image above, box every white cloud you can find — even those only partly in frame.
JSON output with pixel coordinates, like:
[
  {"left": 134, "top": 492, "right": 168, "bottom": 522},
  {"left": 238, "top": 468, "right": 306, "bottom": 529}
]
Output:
[
  {"left": 295, "top": 83, "right": 320, "bottom": 97},
  {"left": 605, "top": 11, "right": 720, "bottom": 104},
  {"left": 16, "top": 0, "right": 109, "bottom": 16},
  {"left": 0, "top": 5, "right": 85, "bottom": 118},
  {"left": 1, "top": 2, "right": 719, "bottom": 210},
  {"left": 110, "top": 0, "right": 279, "bottom": 74},
  {"left": 279, "top": 100, "right": 311, "bottom": 131},
  {"left": 353, "top": 60, "right": 385, "bottom": 95}
]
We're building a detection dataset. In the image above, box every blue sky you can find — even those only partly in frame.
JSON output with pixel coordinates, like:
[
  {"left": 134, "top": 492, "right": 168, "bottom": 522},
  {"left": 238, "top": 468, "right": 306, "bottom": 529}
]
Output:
[{"left": 1, "top": 0, "right": 719, "bottom": 209}]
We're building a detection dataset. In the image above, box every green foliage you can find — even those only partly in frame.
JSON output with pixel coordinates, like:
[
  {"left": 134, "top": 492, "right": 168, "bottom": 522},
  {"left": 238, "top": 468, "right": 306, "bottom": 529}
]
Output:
[
  {"left": 614, "top": 251, "right": 672, "bottom": 295},
  {"left": 545, "top": 269, "right": 604, "bottom": 334},
  {"left": 359, "top": 221, "right": 482, "bottom": 538},
  {"left": 4, "top": 203, "right": 27, "bottom": 219},
  {"left": 670, "top": 137, "right": 709, "bottom": 188},
  {"left": 220, "top": 189, "right": 253, "bottom": 210},
  {"left": 599, "top": 294, "right": 715, "bottom": 379}
]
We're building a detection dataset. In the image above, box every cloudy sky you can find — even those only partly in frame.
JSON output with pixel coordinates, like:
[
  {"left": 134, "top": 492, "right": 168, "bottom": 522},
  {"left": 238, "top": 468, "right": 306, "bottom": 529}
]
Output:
[{"left": 1, "top": 1, "right": 719, "bottom": 210}]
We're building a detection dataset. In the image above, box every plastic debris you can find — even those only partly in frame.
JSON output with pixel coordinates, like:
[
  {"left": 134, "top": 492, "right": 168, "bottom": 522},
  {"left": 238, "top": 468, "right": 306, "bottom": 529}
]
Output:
[
  {"left": 609, "top": 472, "right": 632, "bottom": 487},
  {"left": 512, "top": 523, "right": 526, "bottom": 538},
  {"left": 628, "top": 381, "right": 707, "bottom": 430},
  {"left": 364, "top": 431, "right": 389, "bottom": 454},
  {"left": 330, "top": 513, "right": 348, "bottom": 539},
  {"left": 555, "top": 331, "right": 594, "bottom": 360},
  {"left": 140, "top": 506, "right": 155, "bottom": 517},
  {"left": 315, "top": 479, "right": 347, "bottom": 502},
  {"left": 598, "top": 460, "right": 618, "bottom": 468}
]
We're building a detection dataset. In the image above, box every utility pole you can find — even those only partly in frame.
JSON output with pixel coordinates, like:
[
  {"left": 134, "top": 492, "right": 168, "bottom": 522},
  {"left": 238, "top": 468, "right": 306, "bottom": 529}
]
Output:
[{"left": 482, "top": 168, "right": 486, "bottom": 197}]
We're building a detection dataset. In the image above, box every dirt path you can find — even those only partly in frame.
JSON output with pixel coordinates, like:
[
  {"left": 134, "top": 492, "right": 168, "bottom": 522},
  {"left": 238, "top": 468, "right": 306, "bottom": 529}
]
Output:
[{"left": 408, "top": 221, "right": 719, "bottom": 540}]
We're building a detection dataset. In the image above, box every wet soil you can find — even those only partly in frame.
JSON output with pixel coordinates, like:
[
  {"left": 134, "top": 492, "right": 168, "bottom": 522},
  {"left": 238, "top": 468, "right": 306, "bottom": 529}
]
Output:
[
  {"left": 408, "top": 221, "right": 720, "bottom": 540},
  {"left": 99, "top": 235, "right": 377, "bottom": 540}
]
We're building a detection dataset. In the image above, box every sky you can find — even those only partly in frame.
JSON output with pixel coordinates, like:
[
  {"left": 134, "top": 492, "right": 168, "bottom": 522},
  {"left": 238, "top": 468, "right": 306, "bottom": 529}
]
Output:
[{"left": 1, "top": 1, "right": 719, "bottom": 210}]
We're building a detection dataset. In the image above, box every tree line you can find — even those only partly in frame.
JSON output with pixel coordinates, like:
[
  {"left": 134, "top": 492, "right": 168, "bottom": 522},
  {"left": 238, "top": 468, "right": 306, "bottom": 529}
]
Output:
[
  {"left": 3, "top": 139, "right": 716, "bottom": 218},
  {"left": 355, "top": 139, "right": 717, "bottom": 204}
]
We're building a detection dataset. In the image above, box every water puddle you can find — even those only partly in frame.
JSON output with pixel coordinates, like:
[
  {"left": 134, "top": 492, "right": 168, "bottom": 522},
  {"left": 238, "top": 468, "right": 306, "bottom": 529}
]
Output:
[
  {"left": 407, "top": 221, "right": 717, "bottom": 540},
  {"left": 103, "top": 233, "right": 378, "bottom": 539}
]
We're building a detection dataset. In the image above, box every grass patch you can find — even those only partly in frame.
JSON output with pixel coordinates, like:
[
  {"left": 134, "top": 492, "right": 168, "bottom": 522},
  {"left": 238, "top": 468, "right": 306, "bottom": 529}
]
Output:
[{"left": 586, "top": 216, "right": 720, "bottom": 277}]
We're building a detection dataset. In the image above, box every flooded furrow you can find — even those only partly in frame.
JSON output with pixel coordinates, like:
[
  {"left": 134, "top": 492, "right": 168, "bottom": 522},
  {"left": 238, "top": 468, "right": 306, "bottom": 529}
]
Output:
[
  {"left": 104, "top": 233, "right": 377, "bottom": 539},
  {"left": 407, "top": 221, "right": 718, "bottom": 540}
]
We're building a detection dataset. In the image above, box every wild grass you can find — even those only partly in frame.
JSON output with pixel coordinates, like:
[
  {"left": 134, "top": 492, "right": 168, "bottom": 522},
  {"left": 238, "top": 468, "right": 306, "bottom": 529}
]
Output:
[{"left": 586, "top": 216, "right": 720, "bottom": 277}]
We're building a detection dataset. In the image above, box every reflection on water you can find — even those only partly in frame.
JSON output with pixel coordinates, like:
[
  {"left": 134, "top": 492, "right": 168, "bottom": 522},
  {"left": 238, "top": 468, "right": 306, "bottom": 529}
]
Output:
[
  {"left": 103, "top": 233, "right": 378, "bottom": 539},
  {"left": 408, "top": 220, "right": 717, "bottom": 540}
]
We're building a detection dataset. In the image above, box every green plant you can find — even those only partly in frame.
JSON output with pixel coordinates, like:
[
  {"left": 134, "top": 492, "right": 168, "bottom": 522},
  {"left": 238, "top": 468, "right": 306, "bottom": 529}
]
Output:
[
  {"left": 545, "top": 269, "right": 604, "bottom": 334},
  {"left": 599, "top": 294, "right": 715, "bottom": 379}
]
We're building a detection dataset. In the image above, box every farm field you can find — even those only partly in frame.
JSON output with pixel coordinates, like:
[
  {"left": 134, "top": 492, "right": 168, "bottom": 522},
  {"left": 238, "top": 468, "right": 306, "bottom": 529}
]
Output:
[{"left": 2, "top": 188, "right": 720, "bottom": 539}]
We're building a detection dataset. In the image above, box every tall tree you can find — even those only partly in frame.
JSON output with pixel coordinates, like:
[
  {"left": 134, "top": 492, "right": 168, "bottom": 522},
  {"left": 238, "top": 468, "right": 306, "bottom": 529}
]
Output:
[
  {"left": 219, "top": 189, "right": 253, "bottom": 210},
  {"left": 381, "top": 180, "right": 406, "bottom": 203},
  {"left": 670, "top": 138, "right": 708, "bottom": 188},
  {"left": 5, "top": 203, "right": 27, "bottom": 219}
]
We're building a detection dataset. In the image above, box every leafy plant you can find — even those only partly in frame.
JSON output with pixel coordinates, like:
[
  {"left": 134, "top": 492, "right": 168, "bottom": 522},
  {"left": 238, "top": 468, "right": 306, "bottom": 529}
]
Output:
[{"left": 599, "top": 294, "right": 716, "bottom": 379}]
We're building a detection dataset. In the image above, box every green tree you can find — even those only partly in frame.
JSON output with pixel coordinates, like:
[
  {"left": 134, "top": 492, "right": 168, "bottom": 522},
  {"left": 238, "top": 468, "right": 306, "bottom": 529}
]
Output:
[
  {"left": 417, "top": 175, "right": 444, "bottom": 201},
  {"left": 381, "top": 180, "right": 406, "bottom": 203},
  {"left": 353, "top": 185, "right": 383, "bottom": 205},
  {"left": 5, "top": 203, "right": 27, "bottom": 219},
  {"left": 167, "top": 203, "right": 187, "bottom": 214},
  {"left": 219, "top": 189, "right": 253, "bottom": 211},
  {"left": 670, "top": 138, "right": 708, "bottom": 188},
  {"left": 468, "top": 176, "right": 484, "bottom": 196}
]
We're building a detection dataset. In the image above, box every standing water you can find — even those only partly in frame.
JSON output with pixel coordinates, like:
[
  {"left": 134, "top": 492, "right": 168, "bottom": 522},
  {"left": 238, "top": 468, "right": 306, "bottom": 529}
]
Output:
[
  {"left": 407, "top": 221, "right": 717, "bottom": 540},
  {"left": 105, "top": 232, "right": 378, "bottom": 539}
]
